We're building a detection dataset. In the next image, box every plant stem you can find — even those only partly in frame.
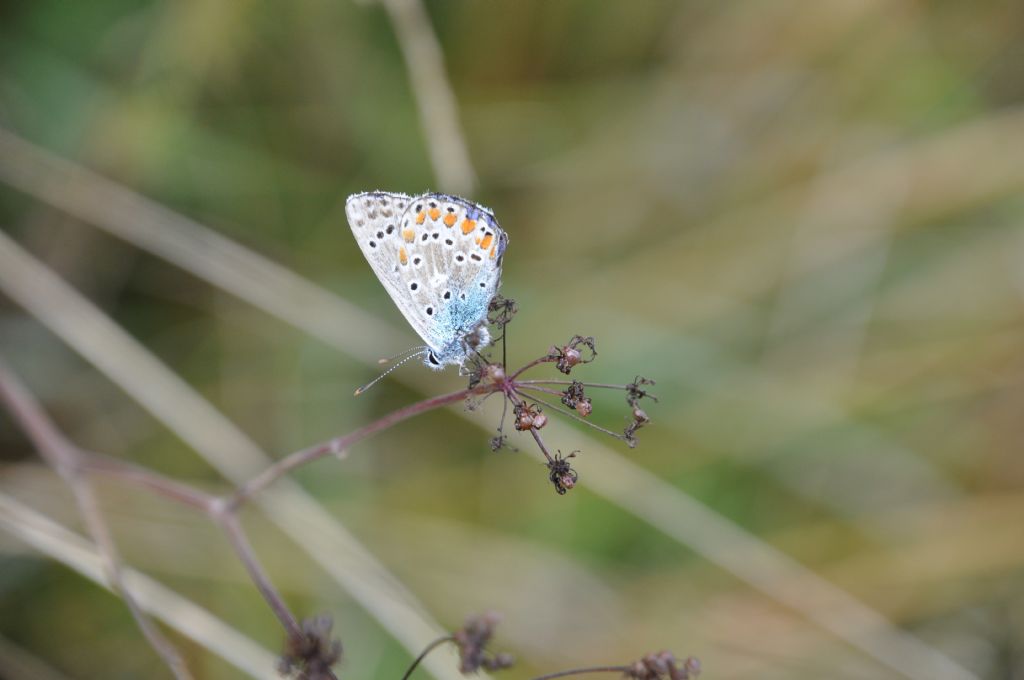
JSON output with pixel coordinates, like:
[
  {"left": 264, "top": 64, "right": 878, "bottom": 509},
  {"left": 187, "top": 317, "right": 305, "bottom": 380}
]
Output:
[
  {"left": 530, "top": 665, "right": 629, "bottom": 680},
  {"left": 217, "top": 511, "right": 302, "bottom": 639},
  {"left": 227, "top": 384, "right": 491, "bottom": 509},
  {"left": 0, "top": 359, "right": 195, "bottom": 680},
  {"left": 399, "top": 635, "right": 455, "bottom": 680}
]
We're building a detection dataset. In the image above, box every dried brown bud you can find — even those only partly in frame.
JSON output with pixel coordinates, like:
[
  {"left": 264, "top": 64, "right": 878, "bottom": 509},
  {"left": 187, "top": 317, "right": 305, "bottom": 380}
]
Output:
[
  {"left": 575, "top": 399, "right": 593, "bottom": 417},
  {"left": 632, "top": 407, "right": 649, "bottom": 425},
  {"left": 552, "top": 335, "right": 597, "bottom": 374},
  {"left": 547, "top": 451, "right": 579, "bottom": 495},
  {"left": 531, "top": 412, "right": 548, "bottom": 429}
]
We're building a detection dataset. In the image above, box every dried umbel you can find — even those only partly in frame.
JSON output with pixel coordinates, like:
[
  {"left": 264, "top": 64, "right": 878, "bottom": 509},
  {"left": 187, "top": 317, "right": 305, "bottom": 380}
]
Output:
[
  {"left": 278, "top": 615, "right": 343, "bottom": 680},
  {"left": 512, "top": 402, "right": 548, "bottom": 431},
  {"left": 561, "top": 380, "right": 593, "bottom": 417},
  {"left": 474, "top": 325, "right": 657, "bottom": 495},
  {"left": 626, "top": 651, "right": 701, "bottom": 680},
  {"left": 549, "top": 335, "right": 597, "bottom": 375},
  {"left": 453, "top": 612, "right": 515, "bottom": 674},
  {"left": 547, "top": 451, "right": 579, "bottom": 495}
]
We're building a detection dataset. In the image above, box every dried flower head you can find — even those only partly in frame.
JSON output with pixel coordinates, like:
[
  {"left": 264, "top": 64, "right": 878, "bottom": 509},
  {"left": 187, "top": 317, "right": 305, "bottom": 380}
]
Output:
[
  {"left": 550, "top": 335, "right": 597, "bottom": 375},
  {"left": 547, "top": 450, "right": 579, "bottom": 495},
  {"left": 453, "top": 612, "right": 515, "bottom": 674},
  {"left": 626, "top": 377, "right": 658, "bottom": 408},
  {"left": 513, "top": 402, "right": 545, "bottom": 431},
  {"left": 560, "top": 380, "right": 593, "bottom": 418},
  {"left": 623, "top": 406, "right": 651, "bottom": 449},
  {"left": 625, "top": 651, "right": 701, "bottom": 680},
  {"left": 278, "top": 615, "right": 343, "bottom": 680},
  {"left": 488, "top": 295, "right": 519, "bottom": 329}
]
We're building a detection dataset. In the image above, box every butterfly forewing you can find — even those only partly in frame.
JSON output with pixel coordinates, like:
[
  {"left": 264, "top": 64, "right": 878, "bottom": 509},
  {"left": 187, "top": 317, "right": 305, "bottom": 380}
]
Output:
[{"left": 346, "top": 191, "right": 507, "bottom": 359}]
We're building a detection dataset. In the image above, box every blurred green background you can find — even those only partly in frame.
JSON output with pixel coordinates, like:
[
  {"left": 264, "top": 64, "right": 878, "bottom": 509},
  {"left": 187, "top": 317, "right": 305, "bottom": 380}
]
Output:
[{"left": 1, "top": 1, "right": 1024, "bottom": 679}]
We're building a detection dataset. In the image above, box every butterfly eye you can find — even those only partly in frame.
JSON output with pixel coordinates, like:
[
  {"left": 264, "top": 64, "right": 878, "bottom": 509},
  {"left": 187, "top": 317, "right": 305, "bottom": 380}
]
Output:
[{"left": 427, "top": 352, "right": 440, "bottom": 366}]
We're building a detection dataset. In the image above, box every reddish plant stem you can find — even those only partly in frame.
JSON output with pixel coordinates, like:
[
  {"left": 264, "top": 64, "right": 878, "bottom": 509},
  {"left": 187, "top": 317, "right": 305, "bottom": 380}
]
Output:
[
  {"left": 515, "top": 384, "right": 564, "bottom": 397},
  {"left": 78, "top": 451, "right": 217, "bottom": 512},
  {"left": 529, "top": 666, "right": 630, "bottom": 680},
  {"left": 529, "top": 427, "right": 555, "bottom": 464},
  {"left": 509, "top": 355, "right": 554, "bottom": 380},
  {"left": 217, "top": 511, "right": 302, "bottom": 639},
  {"left": 0, "top": 359, "right": 194, "bottom": 680},
  {"left": 226, "top": 384, "right": 493, "bottom": 510},
  {"left": 515, "top": 380, "right": 633, "bottom": 390}
]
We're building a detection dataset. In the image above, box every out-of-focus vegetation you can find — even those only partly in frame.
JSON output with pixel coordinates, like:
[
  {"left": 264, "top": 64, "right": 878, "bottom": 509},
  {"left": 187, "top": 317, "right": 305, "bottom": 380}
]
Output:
[{"left": 2, "top": 1, "right": 1024, "bottom": 678}]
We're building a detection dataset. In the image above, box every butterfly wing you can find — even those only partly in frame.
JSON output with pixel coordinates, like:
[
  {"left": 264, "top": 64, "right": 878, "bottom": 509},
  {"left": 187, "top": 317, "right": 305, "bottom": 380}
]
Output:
[{"left": 345, "top": 191, "right": 508, "bottom": 358}]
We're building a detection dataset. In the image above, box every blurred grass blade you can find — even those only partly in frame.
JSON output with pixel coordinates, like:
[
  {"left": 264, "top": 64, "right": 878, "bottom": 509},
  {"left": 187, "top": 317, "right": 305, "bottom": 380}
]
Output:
[
  {"left": 378, "top": 0, "right": 477, "bottom": 195},
  {"left": 0, "top": 492, "right": 280, "bottom": 680},
  {"left": 0, "top": 229, "right": 474, "bottom": 680},
  {"left": 537, "top": 423, "right": 978, "bottom": 680},
  {"left": 0, "top": 127, "right": 400, "bottom": 366}
]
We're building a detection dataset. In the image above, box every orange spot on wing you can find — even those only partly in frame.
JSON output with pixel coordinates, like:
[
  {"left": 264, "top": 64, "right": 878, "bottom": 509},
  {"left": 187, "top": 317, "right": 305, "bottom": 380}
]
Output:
[
  {"left": 428, "top": 207, "right": 441, "bottom": 221},
  {"left": 489, "top": 244, "right": 496, "bottom": 259},
  {"left": 402, "top": 228, "right": 415, "bottom": 242},
  {"left": 415, "top": 212, "right": 426, "bottom": 224},
  {"left": 480, "top": 234, "right": 493, "bottom": 250},
  {"left": 443, "top": 213, "right": 457, "bottom": 227},
  {"left": 461, "top": 219, "right": 476, "bottom": 235},
  {"left": 399, "top": 247, "right": 408, "bottom": 265}
]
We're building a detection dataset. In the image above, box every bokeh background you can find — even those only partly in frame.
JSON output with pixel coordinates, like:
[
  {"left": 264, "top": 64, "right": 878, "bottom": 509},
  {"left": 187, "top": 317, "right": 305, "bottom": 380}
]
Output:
[{"left": 1, "top": 1, "right": 1023, "bottom": 679}]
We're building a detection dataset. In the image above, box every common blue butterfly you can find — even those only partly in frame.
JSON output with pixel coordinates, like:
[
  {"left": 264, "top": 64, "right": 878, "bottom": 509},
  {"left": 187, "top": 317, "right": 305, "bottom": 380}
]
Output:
[{"left": 345, "top": 191, "right": 508, "bottom": 384}]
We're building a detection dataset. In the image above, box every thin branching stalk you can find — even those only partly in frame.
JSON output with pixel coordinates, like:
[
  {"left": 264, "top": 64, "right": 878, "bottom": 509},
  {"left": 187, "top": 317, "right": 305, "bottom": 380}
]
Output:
[
  {"left": 529, "top": 666, "right": 630, "bottom": 680},
  {"left": 400, "top": 635, "right": 455, "bottom": 680},
  {"left": 226, "top": 384, "right": 493, "bottom": 510},
  {"left": 0, "top": 360, "right": 194, "bottom": 680},
  {"left": 216, "top": 511, "right": 302, "bottom": 639}
]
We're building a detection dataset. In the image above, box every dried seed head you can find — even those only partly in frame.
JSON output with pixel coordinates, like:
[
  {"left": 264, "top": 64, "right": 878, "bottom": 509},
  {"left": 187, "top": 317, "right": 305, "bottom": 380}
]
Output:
[
  {"left": 575, "top": 399, "right": 593, "bottom": 417},
  {"left": 626, "top": 376, "right": 658, "bottom": 407},
  {"left": 488, "top": 295, "right": 518, "bottom": 328},
  {"left": 278, "top": 614, "right": 343, "bottom": 680},
  {"left": 551, "top": 335, "right": 597, "bottom": 374},
  {"left": 625, "top": 651, "right": 700, "bottom": 680},
  {"left": 531, "top": 411, "right": 548, "bottom": 430},
  {"left": 547, "top": 451, "right": 579, "bottom": 495},
  {"left": 485, "top": 363, "right": 505, "bottom": 383},
  {"left": 453, "top": 612, "right": 514, "bottom": 674}
]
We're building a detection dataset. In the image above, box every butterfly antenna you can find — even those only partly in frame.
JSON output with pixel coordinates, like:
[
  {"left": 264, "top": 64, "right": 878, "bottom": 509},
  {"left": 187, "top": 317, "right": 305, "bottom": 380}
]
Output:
[
  {"left": 376, "top": 346, "right": 427, "bottom": 366},
  {"left": 354, "top": 348, "right": 427, "bottom": 396}
]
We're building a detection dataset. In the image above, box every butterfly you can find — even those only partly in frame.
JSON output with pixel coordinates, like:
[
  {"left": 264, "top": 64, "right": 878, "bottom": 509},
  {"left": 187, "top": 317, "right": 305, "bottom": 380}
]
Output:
[{"left": 345, "top": 191, "right": 509, "bottom": 388}]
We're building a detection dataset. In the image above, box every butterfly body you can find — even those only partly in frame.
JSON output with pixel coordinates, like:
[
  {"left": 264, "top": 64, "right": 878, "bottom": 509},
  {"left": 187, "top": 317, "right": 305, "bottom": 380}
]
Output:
[{"left": 345, "top": 190, "right": 508, "bottom": 370}]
